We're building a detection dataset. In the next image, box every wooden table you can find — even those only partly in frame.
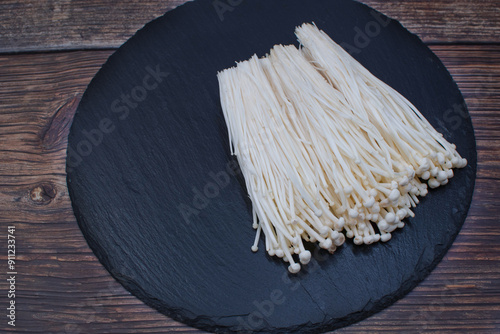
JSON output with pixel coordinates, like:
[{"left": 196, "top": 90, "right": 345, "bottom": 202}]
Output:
[{"left": 1, "top": 1, "right": 499, "bottom": 332}]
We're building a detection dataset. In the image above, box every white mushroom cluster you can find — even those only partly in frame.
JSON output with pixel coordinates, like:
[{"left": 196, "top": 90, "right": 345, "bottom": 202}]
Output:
[{"left": 217, "top": 23, "right": 467, "bottom": 273}]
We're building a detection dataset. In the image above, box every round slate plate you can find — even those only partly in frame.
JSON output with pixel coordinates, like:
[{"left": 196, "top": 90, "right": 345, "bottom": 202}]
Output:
[{"left": 66, "top": 0, "right": 477, "bottom": 332}]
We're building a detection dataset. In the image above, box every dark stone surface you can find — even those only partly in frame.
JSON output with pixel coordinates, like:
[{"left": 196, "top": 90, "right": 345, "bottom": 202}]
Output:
[{"left": 66, "top": 0, "right": 477, "bottom": 332}]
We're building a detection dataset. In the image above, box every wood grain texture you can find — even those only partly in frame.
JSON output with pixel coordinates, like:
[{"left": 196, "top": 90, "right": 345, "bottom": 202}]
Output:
[
  {"left": 0, "top": 43, "right": 498, "bottom": 332},
  {"left": 1, "top": 0, "right": 500, "bottom": 53}
]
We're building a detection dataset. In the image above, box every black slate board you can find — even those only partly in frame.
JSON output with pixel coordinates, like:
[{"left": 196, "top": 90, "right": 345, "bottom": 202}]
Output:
[{"left": 66, "top": 0, "right": 477, "bottom": 332}]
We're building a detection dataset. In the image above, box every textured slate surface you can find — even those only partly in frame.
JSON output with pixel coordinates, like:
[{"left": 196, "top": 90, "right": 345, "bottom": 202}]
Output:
[{"left": 66, "top": 0, "right": 477, "bottom": 332}]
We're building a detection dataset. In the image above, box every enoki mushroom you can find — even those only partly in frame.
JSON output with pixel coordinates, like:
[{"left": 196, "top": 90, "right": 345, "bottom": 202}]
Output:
[{"left": 217, "top": 23, "right": 467, "bottom": 273}]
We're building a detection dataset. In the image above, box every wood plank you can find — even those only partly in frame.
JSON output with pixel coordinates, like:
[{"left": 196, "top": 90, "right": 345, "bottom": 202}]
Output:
[
  {"left": 0, "top": 45, "right": 499, "bottom": 332},
  {"left": 1, "top": 0, "right": 500, "bottom": 53}
]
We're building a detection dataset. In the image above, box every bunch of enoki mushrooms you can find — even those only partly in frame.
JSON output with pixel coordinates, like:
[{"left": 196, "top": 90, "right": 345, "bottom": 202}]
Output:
[{"left": 217, "top": 23, "right": 467, "bottom": 273}]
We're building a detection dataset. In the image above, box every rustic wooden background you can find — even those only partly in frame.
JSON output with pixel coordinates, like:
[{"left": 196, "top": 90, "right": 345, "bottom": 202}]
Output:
[{"left": 0, "top": 0, "right": 499, "bottom": 333}]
